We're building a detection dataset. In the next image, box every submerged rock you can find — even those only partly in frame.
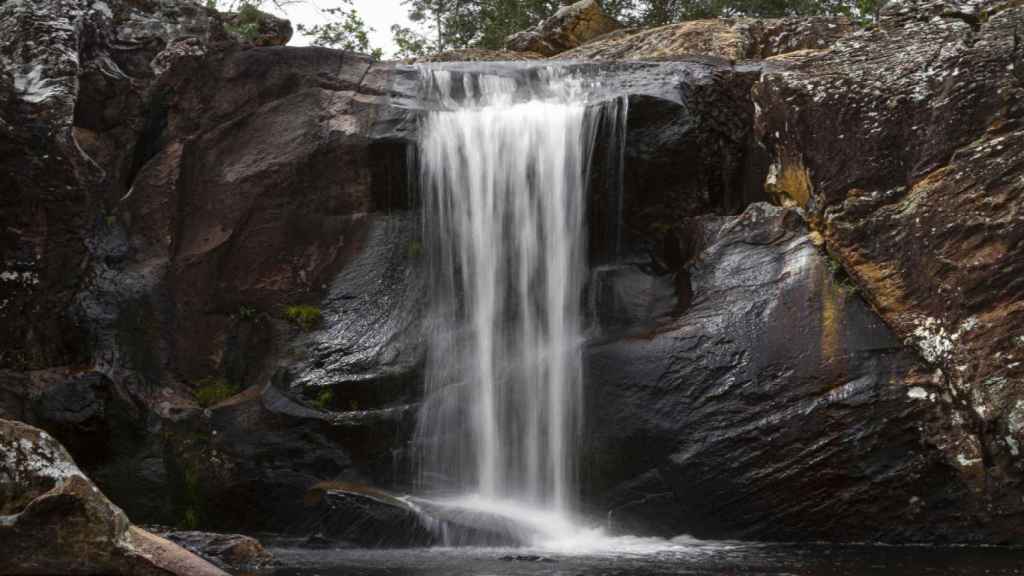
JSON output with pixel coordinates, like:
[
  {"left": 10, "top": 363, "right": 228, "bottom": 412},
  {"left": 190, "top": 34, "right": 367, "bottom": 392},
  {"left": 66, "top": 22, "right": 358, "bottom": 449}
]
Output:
[{"left": 0, "top": 418, "right": 227, "bottom": 575}]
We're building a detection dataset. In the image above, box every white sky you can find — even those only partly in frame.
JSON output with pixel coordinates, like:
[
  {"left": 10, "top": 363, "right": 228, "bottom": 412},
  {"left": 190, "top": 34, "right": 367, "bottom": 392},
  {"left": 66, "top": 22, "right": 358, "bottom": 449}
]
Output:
[{"left": 263, "top": 0, "right": 415, "bottom": 58}]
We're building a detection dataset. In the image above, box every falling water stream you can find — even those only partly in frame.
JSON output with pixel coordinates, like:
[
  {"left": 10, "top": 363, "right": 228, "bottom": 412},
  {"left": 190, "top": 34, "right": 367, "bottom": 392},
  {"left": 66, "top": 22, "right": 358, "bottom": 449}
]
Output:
[{"left": 415, "top": 67, "right": 601, "bottom": 528}]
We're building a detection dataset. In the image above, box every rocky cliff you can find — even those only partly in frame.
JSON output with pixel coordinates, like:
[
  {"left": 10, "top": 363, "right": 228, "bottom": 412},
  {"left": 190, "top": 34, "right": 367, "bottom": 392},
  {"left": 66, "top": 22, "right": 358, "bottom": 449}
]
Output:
[{"left": 1, "top": 0, "right": 1023, "bottom": 565}]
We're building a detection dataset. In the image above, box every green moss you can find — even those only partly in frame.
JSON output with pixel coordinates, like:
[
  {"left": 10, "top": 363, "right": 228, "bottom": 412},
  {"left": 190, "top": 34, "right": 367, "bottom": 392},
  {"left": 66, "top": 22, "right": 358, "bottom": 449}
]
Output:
[
  {"left": 408, "top": 240, "right": 423, "bottom": 258},
  {"left": 285, "top": 305, "right": 323, "bottom": 331},
  {"left": 312, "top": 388, "right": 334, "bottom": 410},
  {"left": 194, "top": 377, "right": 239, "bottom": 407},
  {"left": 824, "top": 252, "right": 859, "bottom": 295},
  {"left": 237, "top": 305, "right": 257, "bottom": 321}
]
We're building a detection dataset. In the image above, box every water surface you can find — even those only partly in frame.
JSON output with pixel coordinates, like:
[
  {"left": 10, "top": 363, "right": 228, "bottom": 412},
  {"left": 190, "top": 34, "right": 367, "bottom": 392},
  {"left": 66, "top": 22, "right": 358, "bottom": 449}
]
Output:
[{"left": 265, "top": 539, "right": 1024, "bottom": 576}]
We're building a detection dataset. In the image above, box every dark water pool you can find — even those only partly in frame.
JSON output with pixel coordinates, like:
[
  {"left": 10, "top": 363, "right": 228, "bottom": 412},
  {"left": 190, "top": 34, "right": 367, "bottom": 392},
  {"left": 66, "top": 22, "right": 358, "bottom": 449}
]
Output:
[{"left": 260, "top": 539, "right": 1024, "bottom": 576}]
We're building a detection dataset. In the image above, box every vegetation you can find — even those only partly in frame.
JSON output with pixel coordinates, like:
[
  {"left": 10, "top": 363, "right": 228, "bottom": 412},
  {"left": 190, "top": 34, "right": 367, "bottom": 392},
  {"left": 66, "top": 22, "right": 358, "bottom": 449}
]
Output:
[
  {"left": 211, "top": 0, "right": 884, "bottom": 59},
  {"left": 297, "top": 2, "right": 383, "bottom": 58},
  {"left": 194, "top": 377, "right": 239, "bottom": 407},
  {"left": 387, "top": 0, "right": 887, "bottom": 57},
  {"left": 285, "top": 304, "right": 323, "bottom": 331},
  {"left": 312, "top": 387, "right": 334, "bottom": 410}
]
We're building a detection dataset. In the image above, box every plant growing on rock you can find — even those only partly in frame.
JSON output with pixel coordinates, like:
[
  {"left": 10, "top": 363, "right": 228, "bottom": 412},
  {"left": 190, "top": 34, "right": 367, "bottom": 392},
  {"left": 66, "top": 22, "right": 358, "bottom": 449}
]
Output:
[
  {"left": 194, "top": 377, "right": 239, "bottom": 407},
  {"left": 285, "top": 305, "right": 323, "bottom": 331},
  {"left": 312, "top": 387, "right": 334, "bottom": 410}
]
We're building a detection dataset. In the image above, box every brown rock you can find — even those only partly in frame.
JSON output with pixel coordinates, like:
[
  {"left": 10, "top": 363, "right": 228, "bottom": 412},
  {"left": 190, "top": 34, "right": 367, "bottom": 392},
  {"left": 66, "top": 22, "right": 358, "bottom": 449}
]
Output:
[
  {"left": 160, "top": 531, "right": 273, "bottom": 570},
  {"left": 413, "top": 48, "right": 546, "bottom": 63},
  {"left": 0, "top": 418, "right": 227, "bottom": 576},
  {"left": 752, "top": 0, "right": 1024, "bottom": 525},
  {"left": 505, "top": 0, "right": 621, "bottom": 56},
  {"left": 558, "top": 16, "right": 853, "bottom": 61}
]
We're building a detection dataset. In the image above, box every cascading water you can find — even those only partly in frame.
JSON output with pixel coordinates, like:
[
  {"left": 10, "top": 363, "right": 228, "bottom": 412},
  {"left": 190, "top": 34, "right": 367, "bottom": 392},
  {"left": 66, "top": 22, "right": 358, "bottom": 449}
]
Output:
[{"left": 414, "top": 66, "right": 613, "bottom": 528}]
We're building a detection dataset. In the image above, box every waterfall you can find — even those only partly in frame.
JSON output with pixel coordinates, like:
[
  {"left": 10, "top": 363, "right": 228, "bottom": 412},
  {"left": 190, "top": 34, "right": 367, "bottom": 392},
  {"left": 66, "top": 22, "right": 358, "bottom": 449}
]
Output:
[{"left": 415, "top": 66, "right": 611, "bottom": 516}]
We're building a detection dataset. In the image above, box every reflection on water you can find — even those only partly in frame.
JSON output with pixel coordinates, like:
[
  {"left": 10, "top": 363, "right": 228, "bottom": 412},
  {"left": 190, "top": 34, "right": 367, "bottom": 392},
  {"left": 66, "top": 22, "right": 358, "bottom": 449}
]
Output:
[{"left": 263, "top": 539, "right": 1024, "bottom": 576}]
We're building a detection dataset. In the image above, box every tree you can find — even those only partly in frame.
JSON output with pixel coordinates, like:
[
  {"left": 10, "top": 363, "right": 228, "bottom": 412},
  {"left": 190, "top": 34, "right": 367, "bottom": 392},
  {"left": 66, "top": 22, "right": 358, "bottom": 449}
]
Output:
[
  {"left": 296, "top": 3, "right": 383, "bottom": 59},
  {"left": 391, "top": 24, "right": 433, "bottom": 58}
]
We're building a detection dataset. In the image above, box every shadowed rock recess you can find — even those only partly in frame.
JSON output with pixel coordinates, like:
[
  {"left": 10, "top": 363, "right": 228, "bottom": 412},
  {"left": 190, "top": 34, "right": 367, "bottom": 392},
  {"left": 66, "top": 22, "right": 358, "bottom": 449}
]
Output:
[{"left": 1, "top": 0, "right": 1024, "bottom": 567}]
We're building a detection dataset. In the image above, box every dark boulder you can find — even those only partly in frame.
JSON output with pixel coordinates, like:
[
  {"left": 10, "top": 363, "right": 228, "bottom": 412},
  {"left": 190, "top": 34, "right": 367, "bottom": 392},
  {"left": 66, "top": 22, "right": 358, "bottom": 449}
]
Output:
[{"left": 583, "top": 203, "right": 1003, "bottom": 543}]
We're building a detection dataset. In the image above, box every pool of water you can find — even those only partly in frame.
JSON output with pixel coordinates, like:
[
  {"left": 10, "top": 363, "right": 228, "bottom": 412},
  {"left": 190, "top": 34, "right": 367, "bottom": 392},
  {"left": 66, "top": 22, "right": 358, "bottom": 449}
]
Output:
[{"left": 261, "top": 538, "right": 1024, "bottom": 576}]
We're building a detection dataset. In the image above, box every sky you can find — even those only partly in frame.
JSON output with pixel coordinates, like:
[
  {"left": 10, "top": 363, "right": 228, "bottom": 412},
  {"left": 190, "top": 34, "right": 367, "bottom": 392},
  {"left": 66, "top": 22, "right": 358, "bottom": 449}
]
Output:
[{"left": 263, "top": 0, "right": 414, "bottom": 58}]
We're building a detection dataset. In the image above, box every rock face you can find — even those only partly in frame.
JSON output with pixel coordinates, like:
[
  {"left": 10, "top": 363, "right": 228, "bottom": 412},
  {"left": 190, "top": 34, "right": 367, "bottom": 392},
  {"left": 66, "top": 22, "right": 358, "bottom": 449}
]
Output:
[
  {"left": 752, "top": 0, "right": 1024, "bottom": 531},
  {"left": 0, "top": 418, "right": 228, "bottom": 575},
  {"left": 506, "top": 0, "right": 621, "bottom": 56},
  {"left": 2, "top": 0, "right": 1024, "bottom": 550},
  {"left": 0, "top": 0, "right": 233, "bottom": 373},
  {"left": 557, "top": 15, "right": 853, "bottom": 61},
  {"left": 584, "top": 203, "right": 1004, "bottom": 542}
]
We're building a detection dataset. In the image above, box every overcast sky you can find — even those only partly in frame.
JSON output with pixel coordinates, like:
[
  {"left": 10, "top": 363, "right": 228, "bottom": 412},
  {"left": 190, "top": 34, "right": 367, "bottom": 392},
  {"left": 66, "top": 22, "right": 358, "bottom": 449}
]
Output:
[{"left": 262, "top": 0, "right": 415, "bottom": 58}]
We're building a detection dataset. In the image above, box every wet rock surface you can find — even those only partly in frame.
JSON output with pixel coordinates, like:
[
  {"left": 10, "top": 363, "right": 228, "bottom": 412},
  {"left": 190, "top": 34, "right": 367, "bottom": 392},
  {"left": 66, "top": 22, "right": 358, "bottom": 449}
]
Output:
[
  {"left": 1, "top": 0, "right": 1023, "bottom": 552},
  {"left": 752, "top": 0, "right": 1024, "bottom": 534},
  {"left": 583, "top": 203, "right": 1001, "bottom": 542}
]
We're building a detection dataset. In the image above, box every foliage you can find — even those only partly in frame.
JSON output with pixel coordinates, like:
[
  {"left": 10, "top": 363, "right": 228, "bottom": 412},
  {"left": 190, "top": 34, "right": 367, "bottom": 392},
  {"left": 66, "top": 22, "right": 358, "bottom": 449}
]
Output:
[
  {"left": 237, "top": 305, "right": 257, "bottom": 321},
  {"left": 297, "top": 2, "right": 384, "bottom": 59},
  {"left": 395, "top": 0, "right": 888, "bottom": 55},
  {"left": 194, "top": 377, "right": 239, "bottom": 407},
  {"left": 312, "top": 387, "right": 334, "bottom": 410},
  {"left": 285, "top": 304, "right": 323, "bottom": 331},
  {"left": 391, "top": 24, "right": 433, "bottom": 58}
]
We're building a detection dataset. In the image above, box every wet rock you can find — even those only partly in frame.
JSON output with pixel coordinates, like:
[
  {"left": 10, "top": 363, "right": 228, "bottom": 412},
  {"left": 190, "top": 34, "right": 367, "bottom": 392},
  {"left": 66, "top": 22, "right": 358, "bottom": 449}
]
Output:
[
  {"left": 160, "top": 531, "right": 274, "bottom": 570},
  {"left": 584, "top": 203, "right": 1000, "bottom": 543},
  {"left": 303, "top": 484, "right": 534, "bottom": 547},
  {"left": 558, "top": 16, "right": 853, "bottom": 61},
  {"left": 752, "top": 0, "right": 1024, "bottom": 529},
  {"left": 0, "top": 418, "right": 228, "bottom": 576},
  {"left": 506, "top": 0, "right": 621, "bottom": 56}
]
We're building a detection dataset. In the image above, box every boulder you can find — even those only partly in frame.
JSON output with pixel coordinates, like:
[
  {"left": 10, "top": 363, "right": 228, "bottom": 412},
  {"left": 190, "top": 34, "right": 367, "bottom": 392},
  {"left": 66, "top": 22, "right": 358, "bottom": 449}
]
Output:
[
  {"left": 584, "top": 203, "right": 1001, "bottom": 543},
  {"left": 160, "top": 531, "right": 274, "bottom": 570},
  {"left": 752, "top": 0, "right": 1024, "bottom": 524},
  {"left": 0, "top": 418, "right": 227, "bottom": 575},
  {"left": 558, "top": 16, "right": 853, "bottom": 61},
  {"left": 506, "top": 0, "right": 621, "bottom": 56}
]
